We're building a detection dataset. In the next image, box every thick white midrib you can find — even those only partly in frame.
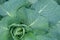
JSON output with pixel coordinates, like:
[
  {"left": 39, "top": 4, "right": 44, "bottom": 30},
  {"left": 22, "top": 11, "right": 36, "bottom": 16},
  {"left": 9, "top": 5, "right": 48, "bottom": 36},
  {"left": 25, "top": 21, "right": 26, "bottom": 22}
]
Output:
[{"left": 38, "top": 4, "right": 48, "bottom": 13}]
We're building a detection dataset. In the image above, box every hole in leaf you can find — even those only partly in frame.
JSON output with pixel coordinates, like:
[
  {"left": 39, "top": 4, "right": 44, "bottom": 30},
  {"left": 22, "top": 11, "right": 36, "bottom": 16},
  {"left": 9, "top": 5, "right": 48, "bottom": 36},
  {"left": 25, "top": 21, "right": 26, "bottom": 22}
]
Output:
[
  {"left": 0, "top": 0, "right": 9, "bottom": 4},
  {"left": 54, "top": 0, "right": 60, "bottom": 5},
  {"left": 0, "top": 15, "right": 3, "bottom": 20}
]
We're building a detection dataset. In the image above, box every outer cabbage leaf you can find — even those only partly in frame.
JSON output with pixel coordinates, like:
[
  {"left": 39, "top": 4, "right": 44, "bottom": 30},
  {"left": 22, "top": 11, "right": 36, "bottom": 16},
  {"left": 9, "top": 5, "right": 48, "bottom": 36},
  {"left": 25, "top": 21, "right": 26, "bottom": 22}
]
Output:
[
  {"left": 47, "top": 21, "right": 60, "bottom": 40},
  {"left": 0, "top": 7, "right": 7, "bottom": 16},
  {"left": 0, "top": 0, "right": 30, "bottom": 17},
  {"left": 31, "top": 0, "right": 60, "bottom": 26}
]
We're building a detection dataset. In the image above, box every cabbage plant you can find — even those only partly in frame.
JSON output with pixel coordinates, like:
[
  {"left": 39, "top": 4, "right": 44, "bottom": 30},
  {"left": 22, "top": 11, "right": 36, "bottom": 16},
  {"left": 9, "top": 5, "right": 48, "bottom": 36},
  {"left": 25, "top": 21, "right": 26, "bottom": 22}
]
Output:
[{"left": 0, "top": 0, "right": 60, "bottom": 40}]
